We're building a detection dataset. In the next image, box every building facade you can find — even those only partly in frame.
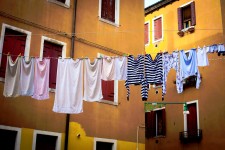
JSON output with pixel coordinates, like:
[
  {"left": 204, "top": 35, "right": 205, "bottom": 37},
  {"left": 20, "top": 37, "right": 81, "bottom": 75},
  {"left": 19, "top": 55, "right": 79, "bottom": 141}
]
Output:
[
  {"left": 145, "top": 0, "right": 225, "bottom": 149},
  {"left": 0, "top": 0, "right": 145, "bottom": 149}
]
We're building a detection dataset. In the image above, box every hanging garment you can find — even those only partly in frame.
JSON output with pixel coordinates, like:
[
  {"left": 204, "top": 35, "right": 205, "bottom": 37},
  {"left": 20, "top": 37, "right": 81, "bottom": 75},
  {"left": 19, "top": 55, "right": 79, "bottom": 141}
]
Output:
[
  {"left": 207, "top": 44, "right": 218, "bottom": 53},
  {"left": 101, "top": 56, "right": 115, "bottom": 81},
  {"left": 83, "top": 58, "right": 103, "bottom": 102},
  {"left": 32, "top": 58, "right": 50, "bottom": 100},
  {"left": 3, "top": 55, "right": 21, "bottom": 97},
  {"left": 114, "top": 56, "right": 127, "bottom": 80},
  {"left": 53, "top": 58, "right": 83, "bottom": 114},
  {"left": 125, "top": 55, "right": 145, "bottom": 100},
  {"left": 162, "top": 51, "right": 182, "bottom": 95},
  {"left": 142, "top": 53, "right": 163, "bottom": 100},
  {"left": 20, "top": 57, "right": 35, "bottom": 96},
  {"left": 217, "top": 44, "right": 225, "bottom": 56},
  {"left": 178, "top": 49, "right": 201, "bottom": 93},
  {"left": 197, "top": 46, "right": 209, "bottom": 67}
]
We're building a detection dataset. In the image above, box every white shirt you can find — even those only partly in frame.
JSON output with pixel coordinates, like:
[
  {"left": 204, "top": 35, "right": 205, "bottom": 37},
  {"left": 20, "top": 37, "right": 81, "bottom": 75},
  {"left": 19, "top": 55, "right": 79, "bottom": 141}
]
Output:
[
  {"left": 197, "top": 46, "right": 209, "bottom": 67},
  {"left": 53, "top": 58, "right": 83, "bottom": 114},
  {"left": 101, "top": 56, "right": 115, "bottom": 81},
  {"left": 83, "top": 58, "right": 103, "bottom": 102},
  {"left": 114, "top": 56, "right": 127, "bottom": 80}
]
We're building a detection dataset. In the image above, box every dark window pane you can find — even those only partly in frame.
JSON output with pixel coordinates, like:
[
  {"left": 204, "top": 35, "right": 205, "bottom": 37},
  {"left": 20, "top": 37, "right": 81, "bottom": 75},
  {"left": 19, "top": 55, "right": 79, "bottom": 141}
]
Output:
[
  {"left": 96, "top": 141, "right": 113, "bottom": 150},
  {"left": 101, "top": 0, "right": 115, "bottom": 22},
  {"left": 0, "top": 129, "right": 17, "bottom": 150},
  {"left": 56, "top": 0, "right": 66, "bottom": 3},
  {"left": 36, "top": 134, "right": 57, "bottom": 150}
]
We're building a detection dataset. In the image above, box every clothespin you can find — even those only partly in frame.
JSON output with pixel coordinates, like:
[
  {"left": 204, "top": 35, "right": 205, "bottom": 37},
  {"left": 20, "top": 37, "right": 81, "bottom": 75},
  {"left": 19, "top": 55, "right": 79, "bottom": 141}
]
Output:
[
  {"left": 18, "top": 53, "right": 21, "bottom": 57},
  {"left": 7, "top": 52, "right": 10, "bottom": 56}
]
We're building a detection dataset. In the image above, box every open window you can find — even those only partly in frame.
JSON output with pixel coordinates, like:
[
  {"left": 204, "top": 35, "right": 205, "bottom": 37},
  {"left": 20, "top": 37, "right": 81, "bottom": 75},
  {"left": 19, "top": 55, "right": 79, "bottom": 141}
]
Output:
[
  {"left": 40, "top": 36, "right": 66, "bottom": 91},
  {"left": 178, "top": 1, "right": 196, "bottom": 31},
  {"left": 32, "top": 130, "right": 61, "bottom": 150},
  {"left": 0, "top": 125, "right": 21, "bottom": 150},
  {"left": 94, "top": 137, "right": 117, "bottom": 150},
  {"left": 0, "top": 23, "right": 31, "bottom": 81},
  {"left": 145, "top": 107, "right": 166, "bottom": 138},
  {"left": 99, "top": 0, "right": 120, "bottom": 26}
]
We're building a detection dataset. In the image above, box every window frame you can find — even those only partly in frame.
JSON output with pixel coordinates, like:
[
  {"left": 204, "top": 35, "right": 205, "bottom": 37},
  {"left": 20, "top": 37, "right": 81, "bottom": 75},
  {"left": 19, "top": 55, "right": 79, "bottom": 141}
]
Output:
[
  {"left": 98, "top": 0, "right": 120, "bottom": 27},
  {"left": 32, "top": 130, "right": 62, "bottom": 150},
  {"left": 183, "top": 100, "right": 200, "bottom": 132},
  {"left": 40, "top": 36, "right": 66, "bottom": 92},
  {"left": 144, "top": 21, "right": 150, "bottom": 46},
  {"left": 48, "top": 0, "right": 70, "bottom": 8},
  {"left": 94, "top": 137, "right": 117, "bottom": 150},
  {"left": 178, "top": 0, "right": 196, "bottom": 31},
  {"left": 97, "top": 53, "right": 118, "bottom": 106},
  {"left": 153, "top": 107, "right": 166, "bottom": 137},
  {"left": 0, "top": 23, "right": 31, "bottom": 82},
  {"left": 0, "top": 125, "right": 22, "bottom": 150},
  {"left": 152, "top": 15, "right": 163, "bottom": 43}
]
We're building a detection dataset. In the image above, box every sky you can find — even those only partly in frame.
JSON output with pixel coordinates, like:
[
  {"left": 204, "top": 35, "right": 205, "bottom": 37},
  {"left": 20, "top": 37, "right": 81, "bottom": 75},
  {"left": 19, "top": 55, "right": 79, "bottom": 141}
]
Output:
[{"left": 144, "top": 0, "right": 162, "bottom": 8}]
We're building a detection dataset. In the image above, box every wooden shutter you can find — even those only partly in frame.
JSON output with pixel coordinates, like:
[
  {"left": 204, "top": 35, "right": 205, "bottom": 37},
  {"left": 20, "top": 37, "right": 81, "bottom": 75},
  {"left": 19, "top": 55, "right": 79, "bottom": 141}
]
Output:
[
  {"left": 0, "top": 28, "right": 26, "bottom": 78},
  {"left": 43, "top": 41, "right": 62, "bottom": 89},
  {"left": 177, "top": 7, "right": 183, "bottom": 30},
  {"left": 154, "top": 17, "right": 162, "bottom": 41},
  {"left": 102, "top": 80, "right": 114, "bottom": 101},
  {"left": 191, "top": 1, "right": 196, "bottom": 26},
  {"left": 145, "top": 23, "right": 149, "bottom": 44},
  {"left": 145, "top": 111, "right": 156, "bottom": 138},
  {"left": 101, "top": 0, "right": 115, "bottom": 22},
  {"left": 187, "top": 103, "right": 198, "bottom": 137},
  {"left": 162, "top": 109, "right": 166, "bottom": 136}
]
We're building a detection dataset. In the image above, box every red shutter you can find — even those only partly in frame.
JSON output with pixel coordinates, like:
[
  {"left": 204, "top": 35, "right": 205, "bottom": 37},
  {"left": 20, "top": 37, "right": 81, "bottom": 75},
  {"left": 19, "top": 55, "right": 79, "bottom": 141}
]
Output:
[
  {"left": 0, "top": 28, "right": 26, "bottom": 78},
  {"left": 154, "top": 17, "right": 162, "bottom": 41},
  {"left": 162, "top": 109, "right": 166, "bottom": 136},
  {"left": 187, "top": 103, "right": 198, "bottom": 136},
  {"left": 43, "top": 41, "right": 62, "bottom": 89},
  {"left": 145, "top": 111, "right": 156, "bottom": 138},
  {"left": 101, "top": 0, "right": 115, "bottom": 22},
  {"left": 191, "top": 1, "right": 196, "bottom": 26},
  {"left": 144, "top": 23, "right": 149, "bottom": 44},
  {"left": 177, "top": 7, "right": 183, "bottom": 30},
  {"left": 102, "top": 80, "right": 114, "bottom": 101}
]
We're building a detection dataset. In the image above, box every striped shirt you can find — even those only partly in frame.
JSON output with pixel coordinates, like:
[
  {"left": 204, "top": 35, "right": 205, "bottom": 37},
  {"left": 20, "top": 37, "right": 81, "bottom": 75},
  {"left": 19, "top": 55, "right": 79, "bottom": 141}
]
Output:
[{"left": 125, "top": 55, "right": 145, "bottom": 100}]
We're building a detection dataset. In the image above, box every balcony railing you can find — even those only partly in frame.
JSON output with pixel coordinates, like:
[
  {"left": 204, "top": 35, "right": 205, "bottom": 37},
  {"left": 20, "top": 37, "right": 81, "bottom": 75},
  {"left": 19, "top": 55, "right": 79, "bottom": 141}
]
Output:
[{"left": 179, "top": 129, "right": 202, "bottom": 143}]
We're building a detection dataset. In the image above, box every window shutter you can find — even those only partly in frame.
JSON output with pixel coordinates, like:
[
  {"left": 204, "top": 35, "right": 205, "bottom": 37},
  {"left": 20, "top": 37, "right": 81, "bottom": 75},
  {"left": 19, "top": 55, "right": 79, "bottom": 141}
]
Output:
[
  {"left": 102, "top": 80, "right": 114, "bottom": 101},
  {"left": 43, "top": 41, "right": 62, "bottom": 89},
  {"left": 154, "top": 18, "right": 162, "bottom": 41},
  {"left": 177, "top": 7, "right": 183, "bottom": 30},
  {"left": 0, "top": 29, "right": 26, "bottom": 78},
  {"left": 145, "top": 111, "right": 156, "bottom": 138},
  {"left": 191, "top": 1, "right": 196, "bottom": 26},
  {"left": 144, "top": 23, "right": 149, "bottom": 44},
  {"left": 162, "top": 109, "right": 166, "bottom": 136},
  {"left": 154, "top": 19, "right": 158, "bottom": 41}
]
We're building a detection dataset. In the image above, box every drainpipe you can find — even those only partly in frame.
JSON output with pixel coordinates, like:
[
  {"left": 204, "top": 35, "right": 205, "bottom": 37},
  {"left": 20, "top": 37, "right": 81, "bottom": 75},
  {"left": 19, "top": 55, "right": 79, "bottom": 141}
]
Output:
[
  {"left": 64, "top": 0, "right": 77, "bottom": 150},
  {"left": 136, "top": 125, "right": 145, "bottom": 150}
]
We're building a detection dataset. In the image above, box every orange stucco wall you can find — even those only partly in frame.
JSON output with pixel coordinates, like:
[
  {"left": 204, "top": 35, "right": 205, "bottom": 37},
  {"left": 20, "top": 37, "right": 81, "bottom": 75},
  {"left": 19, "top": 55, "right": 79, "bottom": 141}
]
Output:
[{"left": 145, "top": 0, "right": 225, "bottom": 149}]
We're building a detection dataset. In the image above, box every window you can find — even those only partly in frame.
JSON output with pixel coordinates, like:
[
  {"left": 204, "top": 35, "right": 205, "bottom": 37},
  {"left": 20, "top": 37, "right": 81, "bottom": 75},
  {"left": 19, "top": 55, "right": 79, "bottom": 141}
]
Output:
[
  {"left": 32, "top": 130, "right": 61, "bottom": 150},
  {"left": 0, "top": 23, "right": 31, "bottom": 81},
  {"left": 40, "top": 36, "right": 66, "bottom": 91},
  {"left": 184, "top": 100, "right": 200, "bottom": 136},
  {"left": 94, "top": 138, "right": 117, "bottom": 150},
  {"left": 97, "top": 53, "right": 118, "bottom": 105},
  {"left": 99, "top": 0, "right": 120, "bottom": 26},
  {"left": 152, "top": 15, "right": 163, "bottom": 43},
  {"left": 48, "top": 0, "right": 70, "bottom": 8},
  {"left": 145, "top": 108, "right": 166, "bottom": 138},
  {"left": 178, "top": 1, "right": 196, "bottom": 30},
  {"left": 145, "top": 21, "right": 150, "bottom": 46},
  {"left": 0, "top": 125, "right": 21, "bottom": 150}
]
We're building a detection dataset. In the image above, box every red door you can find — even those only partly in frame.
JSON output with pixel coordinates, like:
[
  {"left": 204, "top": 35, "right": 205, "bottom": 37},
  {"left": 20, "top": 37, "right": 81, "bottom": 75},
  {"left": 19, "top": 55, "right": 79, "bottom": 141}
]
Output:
[
  {"left": 187, "top": 103, "right": 198, "bottom": 137},
  {"left": 0, "top": 28, "right": 26, "bottom": 78},
  {"left": 43, "top": 41, "right": 62, "bottom": 89},
  {"left": 102, "top": 80, "right": 114, "bottom": 101}
]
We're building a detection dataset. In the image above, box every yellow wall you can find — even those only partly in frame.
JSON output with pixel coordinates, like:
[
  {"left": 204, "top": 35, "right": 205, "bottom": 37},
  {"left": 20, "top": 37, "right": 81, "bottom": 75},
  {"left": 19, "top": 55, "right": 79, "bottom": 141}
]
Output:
[{"left": 145, "top": 0, "right": 224, "bottom": 56}]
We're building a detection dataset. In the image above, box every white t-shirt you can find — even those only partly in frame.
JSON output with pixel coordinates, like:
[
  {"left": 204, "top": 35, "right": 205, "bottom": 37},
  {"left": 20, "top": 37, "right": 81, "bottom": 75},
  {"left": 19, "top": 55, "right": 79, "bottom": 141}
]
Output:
[
  {"left": 101, "top": 57, "right": 115, "bottom": 81},
  {"left": 197, "top": 46, "right": 209, "bottom": 67},
  {"left": 83, "top": 58, "right": 103, "bottom": 102},
  {"left": 53, "top": 58, "right": 83, "bottom": 114},
  {"left": 20, "top": 57, "right": 34, "bottom": 96},
  {"left": 3, "top": 56, "right": 21, "bottom": 97}
]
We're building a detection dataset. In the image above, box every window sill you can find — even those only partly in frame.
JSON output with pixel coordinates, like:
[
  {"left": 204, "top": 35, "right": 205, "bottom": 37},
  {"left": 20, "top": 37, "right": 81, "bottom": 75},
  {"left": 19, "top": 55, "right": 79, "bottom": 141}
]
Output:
[
  {"left": 48, "top": 0, "right": 70, "bottom": 8},
  {"left": 181, "top": 26, "right": 195, "bottom": 33},
  {"left": 154, "top": 135, "right": 166, "bottom": 138},
  {"left": 178, "top": 26, "right": 195, "bottom": 37},
  {"left": 49, "top": 88, "right": 56, "bottom": 93},
  {"left": 99, "top": 18, "right": 120, "bottom": 27},
  {"left": 152, "top": 38, "right": 163, "bottom": 44},
  {"left": 98, "top": 99, "right": 119, "bottom": 106}
]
